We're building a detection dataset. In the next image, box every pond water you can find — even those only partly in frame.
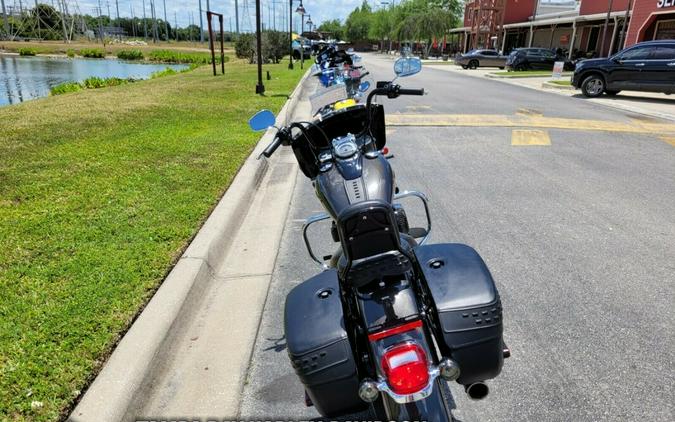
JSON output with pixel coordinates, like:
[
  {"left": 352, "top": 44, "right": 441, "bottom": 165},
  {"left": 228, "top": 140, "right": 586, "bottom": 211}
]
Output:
[{"left": 0, "top": 55, "right": 187, "bottom": 106}]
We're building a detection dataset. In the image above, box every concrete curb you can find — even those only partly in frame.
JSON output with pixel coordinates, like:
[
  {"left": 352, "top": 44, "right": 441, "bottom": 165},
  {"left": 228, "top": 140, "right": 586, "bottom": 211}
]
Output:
[
  {"left": 542, "top": 81, "right": 575, "bottom": 90},
  {"left": 68, "top": 68, "right": 312, "bottom": 422}
]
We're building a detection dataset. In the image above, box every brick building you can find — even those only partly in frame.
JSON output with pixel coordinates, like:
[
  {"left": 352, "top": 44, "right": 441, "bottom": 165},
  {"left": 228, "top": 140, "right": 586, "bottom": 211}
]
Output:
[{"left": 451, "top": 0, "right": 675, "bottom": 58}]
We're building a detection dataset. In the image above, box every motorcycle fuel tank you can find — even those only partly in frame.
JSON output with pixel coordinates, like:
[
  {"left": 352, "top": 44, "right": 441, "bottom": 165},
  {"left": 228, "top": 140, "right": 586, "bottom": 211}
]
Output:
[{"left": 314, "top": 151, "right": 395, "bottom": 220}]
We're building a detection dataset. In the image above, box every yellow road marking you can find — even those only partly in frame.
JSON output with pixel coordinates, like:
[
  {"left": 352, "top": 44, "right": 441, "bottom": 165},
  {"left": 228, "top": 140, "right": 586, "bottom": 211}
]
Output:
[
  {"left": 511, "top": 130, "right": 551, "bottom": 146},
  {"left": 385, "top": 114, "right": 675, "bottom": 136},
  {"left": 405, "top": 105, "right": 433, "bottom": 112},
  {"left": 516, "top": 108, "right": 543, "bottom": 117},
  {"left": 660, "top": 136, "right": 675, "bottom": 147}
]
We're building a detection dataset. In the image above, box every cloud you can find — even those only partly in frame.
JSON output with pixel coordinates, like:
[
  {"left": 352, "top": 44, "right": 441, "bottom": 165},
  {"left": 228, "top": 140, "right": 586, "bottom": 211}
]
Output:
[{"left": 72, "top": 0, "right": 366, "bottom": 30}]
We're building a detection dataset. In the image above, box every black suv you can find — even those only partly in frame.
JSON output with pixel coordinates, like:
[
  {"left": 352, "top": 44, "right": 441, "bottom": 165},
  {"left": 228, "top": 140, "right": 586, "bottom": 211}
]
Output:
[
  {"left": 572, "top": 40, "right": 675, "bottom": 98},
  {"left": 506, "top": 48, "right": 575, "bottom": 71}
]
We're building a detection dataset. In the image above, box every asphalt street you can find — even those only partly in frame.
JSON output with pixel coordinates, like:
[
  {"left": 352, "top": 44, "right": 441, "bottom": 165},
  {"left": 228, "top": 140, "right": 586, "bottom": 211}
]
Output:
[{"left": 238, "top": 54, "right": 675, "bottom": 421}]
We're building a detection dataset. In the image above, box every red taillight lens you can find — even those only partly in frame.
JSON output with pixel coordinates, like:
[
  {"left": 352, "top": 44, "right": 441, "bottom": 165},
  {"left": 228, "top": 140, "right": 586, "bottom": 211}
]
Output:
[{"left": 381, "top": 343, "right": 429, "bottom": 395}]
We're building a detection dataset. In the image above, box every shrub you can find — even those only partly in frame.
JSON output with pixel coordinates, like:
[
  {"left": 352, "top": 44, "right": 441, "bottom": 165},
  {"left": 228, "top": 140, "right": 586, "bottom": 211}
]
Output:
[
  {"left": 151, "top": 68, "right": 177, "bottom": 79},
  {"left": 81, "top": 76, "right": 132, "bottom": 89},
  {"left": 264, "top": 31, "right": 290, "bottom": 64},
  {"left": 79, "top": 48, "right": 105, "bottom": 58},
  {"left": 66, "top": 49, "right": 76, "bottom": 58},
  {"left": 117, "top": 49, "right": 144, "bottom": 61},
  {"left": 235, "top": 34, "right": 256, "bottom": 63},
  {"left": 50, "top": 82, "right": 83, "bottom": 95},
  {"left": 235, "top": 31, "right": 289, "bottom": 64},
  {"left": 18, "top": 48, "right": 37, "bottom": 56},
  {"left": 147, "top": 50, "right": 216, "bottom": 64}
]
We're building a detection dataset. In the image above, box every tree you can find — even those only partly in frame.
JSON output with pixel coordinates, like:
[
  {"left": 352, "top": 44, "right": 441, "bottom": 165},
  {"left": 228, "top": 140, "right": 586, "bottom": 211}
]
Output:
[
  {"left": 370, "top": 9, "right": 392, "bottom": 51},
  {"left": 317, "top": 19, "right": 344, "bottom": 41},
  {"left": 345, "top": 0, "right": 372, "bottom": 43}
]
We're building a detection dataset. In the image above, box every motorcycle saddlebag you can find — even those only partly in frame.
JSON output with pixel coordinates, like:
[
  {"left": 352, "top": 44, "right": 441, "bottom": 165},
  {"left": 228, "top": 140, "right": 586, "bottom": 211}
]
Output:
[
  {"left": 284, "top": 269, "right": 366, "bottom": 417},
  {"left": 414, "top": 243, "right": 504, "bottom": 385}
]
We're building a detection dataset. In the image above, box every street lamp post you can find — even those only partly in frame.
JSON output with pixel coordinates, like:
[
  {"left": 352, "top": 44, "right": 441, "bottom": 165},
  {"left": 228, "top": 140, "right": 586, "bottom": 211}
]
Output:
[
  {"left": 256, "top": 0, "right": 265, "bottom": 94},
  {"left": 288, "top": 0, "right": 305, "bottom": 70}
]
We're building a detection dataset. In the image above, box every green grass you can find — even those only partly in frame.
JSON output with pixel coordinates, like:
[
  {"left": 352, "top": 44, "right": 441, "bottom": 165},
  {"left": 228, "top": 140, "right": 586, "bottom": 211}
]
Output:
[
  {"left": 18, "top": 48, "right": 37, "bottom": 56},
  {"left": 491, "top": 70, "right": 574, "bottom": 78},
  {"left": 549, "top": 80, "right": 572, "bottom": 86},
  {"left": 0, "top": 61, "right": 304, "bottom": 421},
  {"left": 78, "top": 48, "right": 105, "bottom": 58},
  {"left": 116, "top": 49, "right": 144, "bottom": 61}
]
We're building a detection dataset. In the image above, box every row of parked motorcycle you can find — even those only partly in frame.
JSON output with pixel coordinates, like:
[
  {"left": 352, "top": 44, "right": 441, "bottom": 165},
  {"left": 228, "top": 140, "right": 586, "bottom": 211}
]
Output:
[{"left": 247, "top": 45, "right": 509, "bottom": 421}]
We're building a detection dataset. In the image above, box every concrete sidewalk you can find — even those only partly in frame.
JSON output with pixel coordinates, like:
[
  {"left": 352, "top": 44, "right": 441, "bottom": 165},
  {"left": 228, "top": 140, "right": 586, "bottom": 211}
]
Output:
[
  {"left": 69, "top": 75, "right": 313, "bottom": 421},
  {"left": 426, "top": 63, "right": 675, "bottom": 122}
]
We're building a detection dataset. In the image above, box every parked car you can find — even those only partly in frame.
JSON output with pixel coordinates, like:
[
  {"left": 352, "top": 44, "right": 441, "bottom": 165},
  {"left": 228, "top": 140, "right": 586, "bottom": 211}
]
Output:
[
  {"left": 572, "top": 40, "right": 675, "bottom": 98},
  {"left": 455, "top": 49, "right": 507, "bottom": 69},
  {"left": 292, "top": 39, "right": 312, "bottom": 60},
  {"left": 506, "top": 48, "right": 575, "bottom": 71}
]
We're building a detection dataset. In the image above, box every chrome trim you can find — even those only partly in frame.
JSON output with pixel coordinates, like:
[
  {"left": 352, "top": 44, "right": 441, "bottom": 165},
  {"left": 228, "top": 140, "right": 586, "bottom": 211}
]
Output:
[
  {"left": 375, "top": 366, "right": 441, "bottom": 404},
  {"left": 302, "top": 212, "right": 331, "bottom": 269},
  {"left": 394, "top": 190, "right": 432, "bottom": 245}
]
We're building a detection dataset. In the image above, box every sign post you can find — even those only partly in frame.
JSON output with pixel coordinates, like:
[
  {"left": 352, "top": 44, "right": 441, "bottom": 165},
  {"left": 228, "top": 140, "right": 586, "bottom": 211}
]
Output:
[{"left": 552, "top": 61, "right": 564, "bottom": 79}]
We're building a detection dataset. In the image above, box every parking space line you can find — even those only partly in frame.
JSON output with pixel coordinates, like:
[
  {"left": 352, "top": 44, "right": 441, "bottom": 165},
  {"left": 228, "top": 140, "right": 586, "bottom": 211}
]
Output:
[
  {"left": 511, "top": 129, "right": 551, "bottom": 146},
  {"left": 385, "top": 114, "right": 675, "bottom": 136},
  {"left": 659, "top": 136, "right": 675, "bottom": 147}
]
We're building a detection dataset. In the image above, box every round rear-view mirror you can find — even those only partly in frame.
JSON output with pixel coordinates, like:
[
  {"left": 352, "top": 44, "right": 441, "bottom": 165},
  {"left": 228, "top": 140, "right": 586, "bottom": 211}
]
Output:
[{"left": 248, "top": 110, "right": 276, "bottom": 131}]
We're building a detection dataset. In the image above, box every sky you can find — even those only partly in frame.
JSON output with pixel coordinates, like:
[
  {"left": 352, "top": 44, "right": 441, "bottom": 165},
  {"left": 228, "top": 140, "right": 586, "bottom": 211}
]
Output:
[{"left": 63, "top": 0, "right": 365, "bottom": 30}]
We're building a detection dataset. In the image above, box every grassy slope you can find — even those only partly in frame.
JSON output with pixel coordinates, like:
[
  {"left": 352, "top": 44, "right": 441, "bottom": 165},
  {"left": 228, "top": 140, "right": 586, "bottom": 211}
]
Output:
[
  {"left": 0, "top": 61, "right": 303, "bottom": 421},
  {"left": 0, "top": 40, "right": 233, "bottom": 56}
]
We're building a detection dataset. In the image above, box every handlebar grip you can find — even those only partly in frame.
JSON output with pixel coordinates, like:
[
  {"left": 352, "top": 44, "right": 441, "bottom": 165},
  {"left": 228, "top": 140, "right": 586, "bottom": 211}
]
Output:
[
  {"left": 262, "top": 136, "right": 283, "bottom": 158},
  {"left": 398, "top": 88, "right": 425, "bottom": 96}
]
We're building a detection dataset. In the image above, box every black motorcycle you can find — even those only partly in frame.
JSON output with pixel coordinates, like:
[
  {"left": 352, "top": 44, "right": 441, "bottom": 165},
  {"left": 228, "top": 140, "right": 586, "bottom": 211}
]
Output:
[{"left": 249, "top": 57, "right": 509, "bottom": 421}]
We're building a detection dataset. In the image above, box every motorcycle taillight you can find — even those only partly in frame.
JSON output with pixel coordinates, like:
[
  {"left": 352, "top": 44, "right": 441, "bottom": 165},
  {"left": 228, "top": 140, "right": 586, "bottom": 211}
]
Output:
[{"left": 381, "top": 342, "right": 429, "bottom": 395}]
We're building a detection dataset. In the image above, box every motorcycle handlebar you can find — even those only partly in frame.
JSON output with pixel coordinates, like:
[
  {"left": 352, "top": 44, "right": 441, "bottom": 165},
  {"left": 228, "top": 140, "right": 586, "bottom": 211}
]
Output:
[
  {"left": 398, "top": 88, "right": 425, "bottom": 96},
  {"left": 262, "top": 135, "right": 283, "bottom": 158}
]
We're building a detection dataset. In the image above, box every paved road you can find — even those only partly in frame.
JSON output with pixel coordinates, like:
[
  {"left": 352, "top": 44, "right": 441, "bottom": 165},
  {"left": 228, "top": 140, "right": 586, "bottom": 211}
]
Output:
[{"left": 239, "top": 53, "right": 675, "bottom": 421}]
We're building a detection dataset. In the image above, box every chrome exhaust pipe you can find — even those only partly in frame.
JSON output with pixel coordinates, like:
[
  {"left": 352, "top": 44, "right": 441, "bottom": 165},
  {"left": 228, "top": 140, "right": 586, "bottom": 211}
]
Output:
[{"left": 465, "top": 382, "right": 489, "bottom": 400}]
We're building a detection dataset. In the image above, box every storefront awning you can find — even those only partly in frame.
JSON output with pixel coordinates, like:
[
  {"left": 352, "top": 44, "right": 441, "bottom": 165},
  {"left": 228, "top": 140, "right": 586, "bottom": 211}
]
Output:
[{"left": 502, "top": 11, "right": 631, "bottom": 30}]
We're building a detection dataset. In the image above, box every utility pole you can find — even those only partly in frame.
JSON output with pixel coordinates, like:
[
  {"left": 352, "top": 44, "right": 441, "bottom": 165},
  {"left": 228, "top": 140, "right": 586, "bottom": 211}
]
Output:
[
  {"left": 174, "top": 11, "right": 178, "bottom": 41},
  {"left": 34, "top": 0, "right": 41, "bottom": 40},
  {"left": 1, "top": 0, "right": 11, "bottom": 40},
  {"left": 106, "top": 0, "right": 110, "bottom": 18},
  {"left": 130, "top": 4, "right": 136, "bottom": 37},
  {"left": 57, "top": 0, "right": 68, "bottom": 42},
  {"left": 150, "top": 0, "right": 158, "bottom": 42},
  {"left": 115, "top": 0, "right": 119, "bottom": 22},
  {"left": 142, "top": 0, "right": 147, "bottom": 41},
  {"left": 162, "top": 0, "right": 168, "bottom": 41},
  {"left": 199, "top": 0, "right": 204, "bottom": 43},
  {"left": 235, "top": 0, "right": 239, "bottom": 33},
  {"left": 96, "top": 2, "right": 103, "bottom": 42}
]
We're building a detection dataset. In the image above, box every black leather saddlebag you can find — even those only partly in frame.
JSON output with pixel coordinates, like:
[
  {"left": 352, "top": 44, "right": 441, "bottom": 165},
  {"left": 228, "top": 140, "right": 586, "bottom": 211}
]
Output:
[
  {"left": 284, "top": 269, "right": 366, "bottom": 417},
  {"left": 414, "top": 243, "right": 504, "bottom": 385}
]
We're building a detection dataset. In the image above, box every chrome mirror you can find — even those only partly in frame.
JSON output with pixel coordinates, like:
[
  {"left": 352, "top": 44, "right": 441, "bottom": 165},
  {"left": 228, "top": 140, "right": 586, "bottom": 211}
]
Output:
[{"left": 248, "top": 110, "right": 276, "bottom": 131}]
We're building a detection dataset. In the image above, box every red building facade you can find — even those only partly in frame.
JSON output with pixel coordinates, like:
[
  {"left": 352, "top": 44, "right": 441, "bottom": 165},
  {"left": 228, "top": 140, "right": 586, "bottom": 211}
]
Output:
[
  {"left": 454, "top": 0, "right": 675, "bottom": 55},
  {"left": 626, "top": 0, "right": 675, "bottom": 46}
]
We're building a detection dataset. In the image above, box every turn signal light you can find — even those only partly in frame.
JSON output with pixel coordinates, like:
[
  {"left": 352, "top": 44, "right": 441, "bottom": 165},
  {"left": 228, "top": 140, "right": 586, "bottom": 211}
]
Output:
[{"left": 381, "top": 342, "right": 429, "bottom": 395}]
